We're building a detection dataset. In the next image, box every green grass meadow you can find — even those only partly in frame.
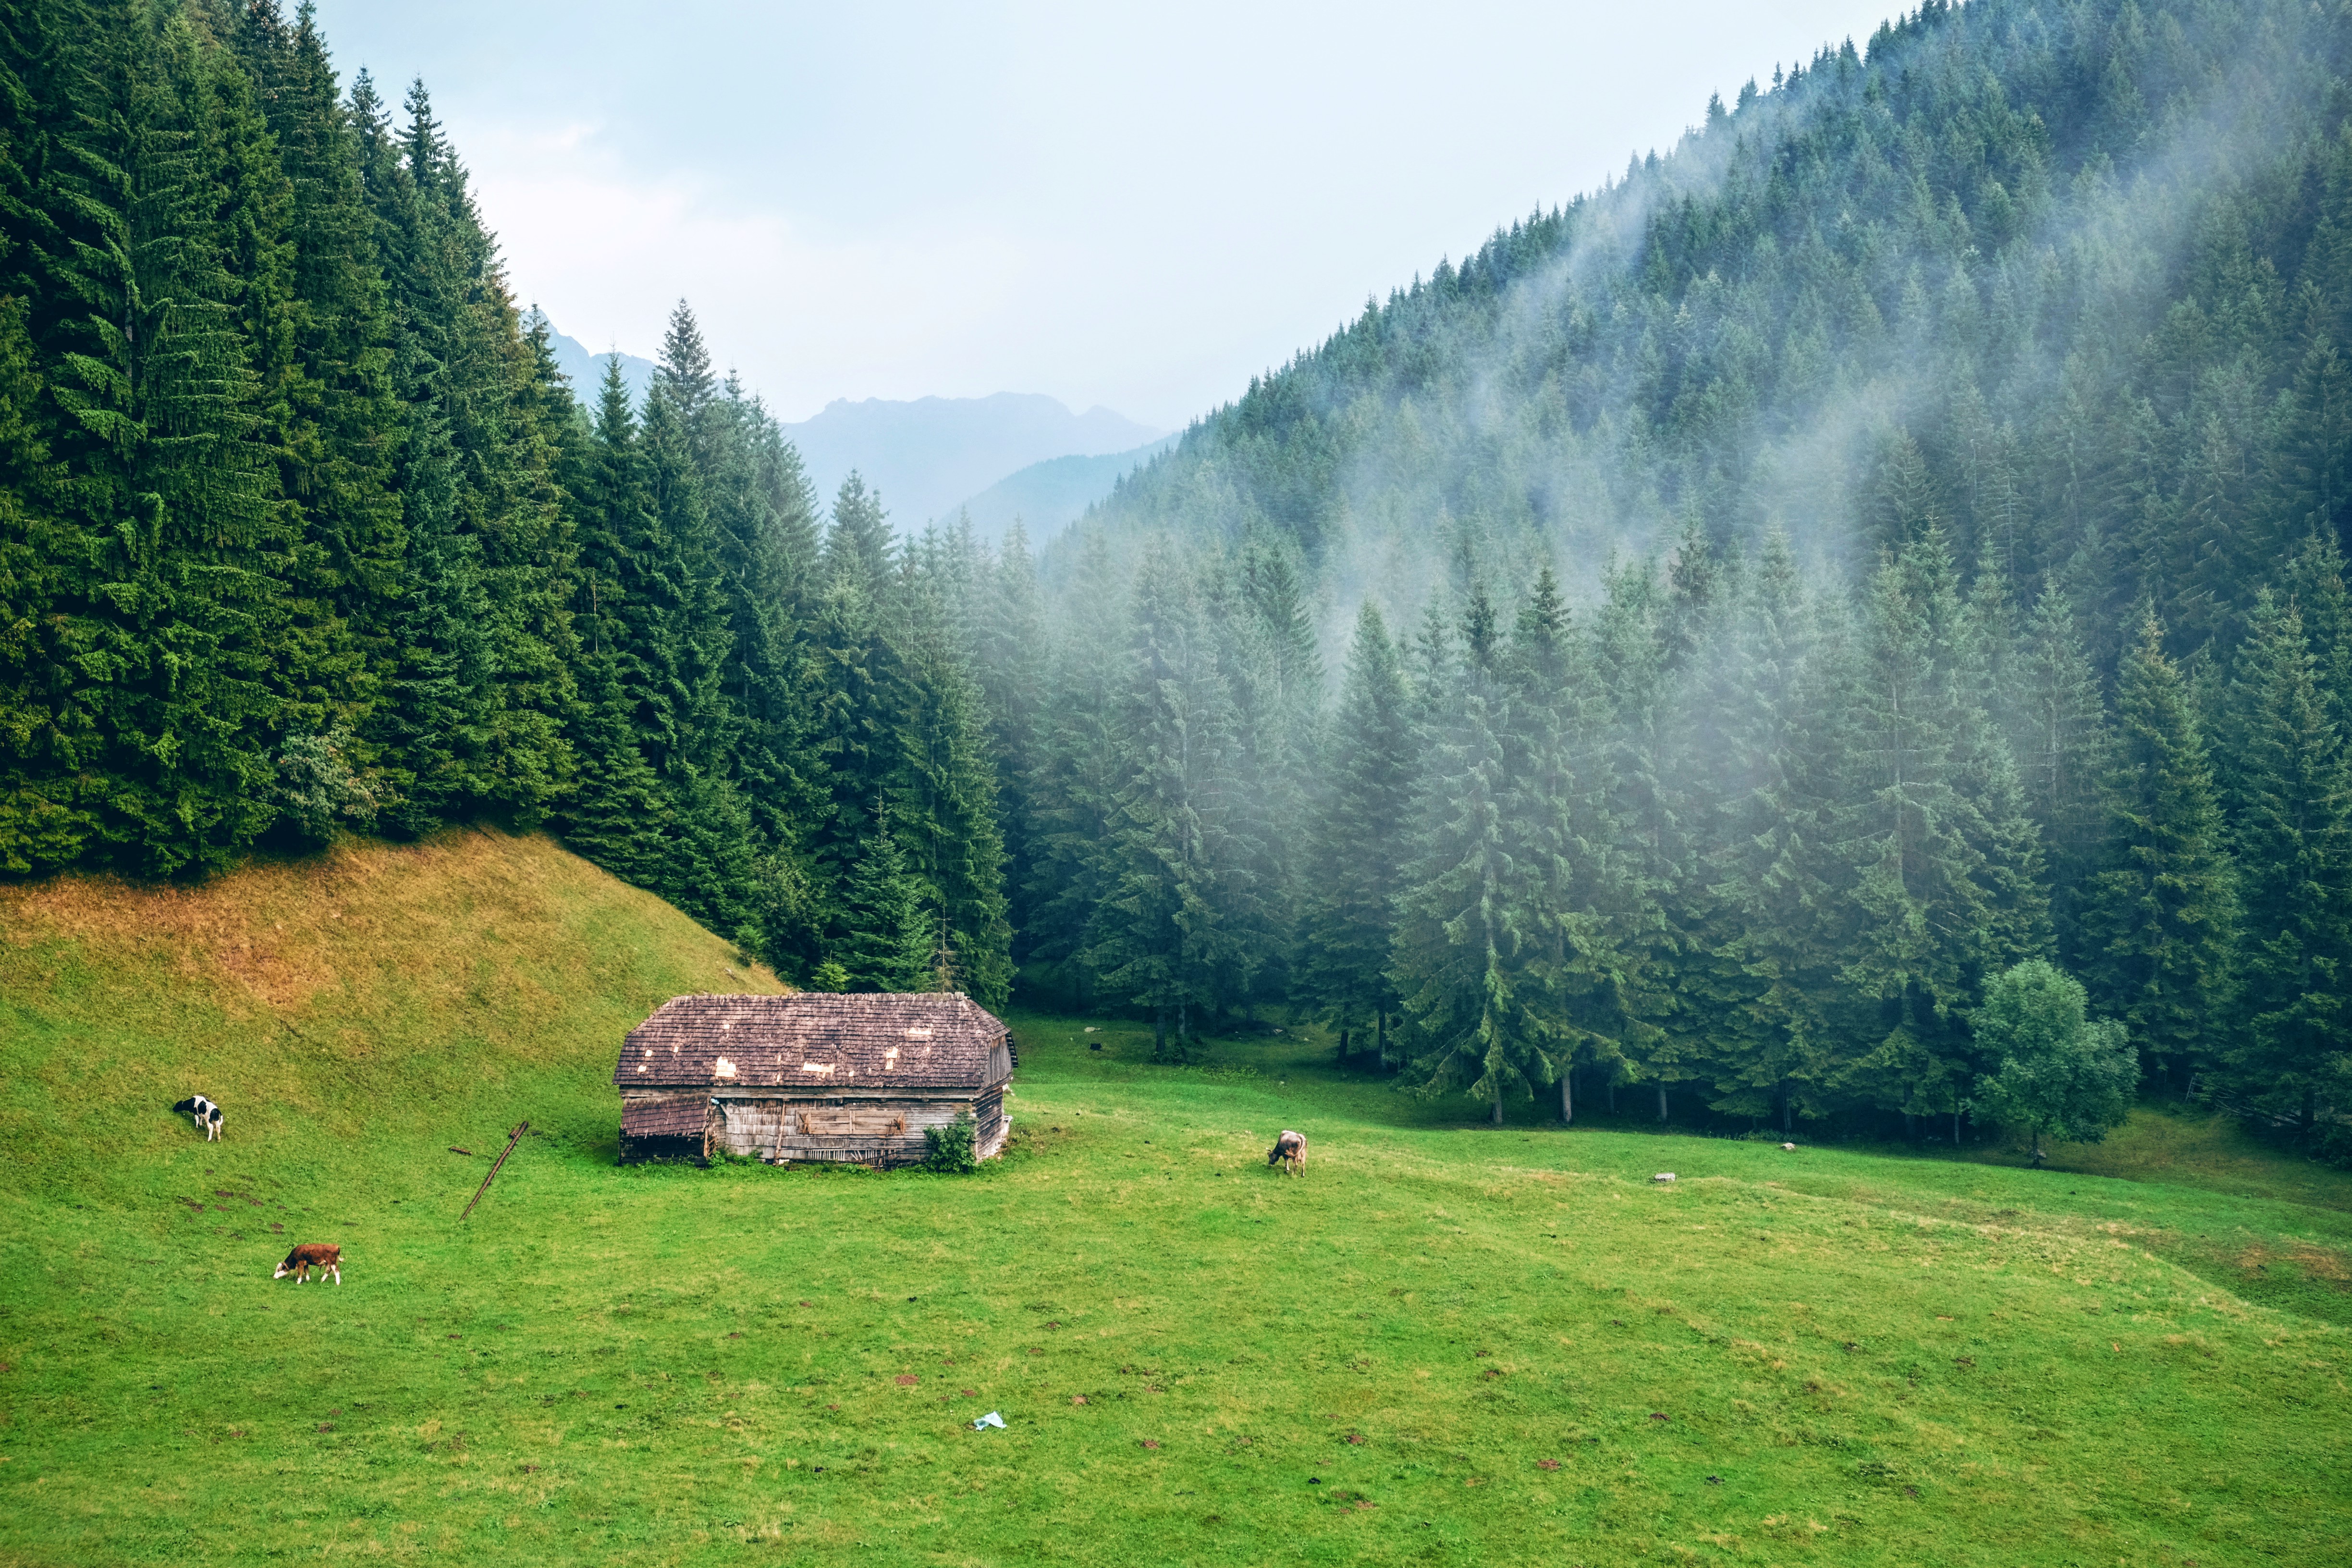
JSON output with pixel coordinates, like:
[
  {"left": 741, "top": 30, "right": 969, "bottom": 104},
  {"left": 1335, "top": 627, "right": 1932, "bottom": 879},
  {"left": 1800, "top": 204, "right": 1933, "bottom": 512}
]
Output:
[{"left": 4, "top": 833, "right": 2351, "bottom": 1565}]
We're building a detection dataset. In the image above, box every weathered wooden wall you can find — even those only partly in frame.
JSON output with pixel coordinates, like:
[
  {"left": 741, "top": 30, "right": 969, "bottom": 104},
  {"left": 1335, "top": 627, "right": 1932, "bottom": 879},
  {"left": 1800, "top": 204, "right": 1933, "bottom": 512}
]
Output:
[
  {"left": 976, "top": 1088, "right": 1007, "bottom": 1159},
  {"left": 708, "top": 1094, "right": 1003, "bottom": 1168}
]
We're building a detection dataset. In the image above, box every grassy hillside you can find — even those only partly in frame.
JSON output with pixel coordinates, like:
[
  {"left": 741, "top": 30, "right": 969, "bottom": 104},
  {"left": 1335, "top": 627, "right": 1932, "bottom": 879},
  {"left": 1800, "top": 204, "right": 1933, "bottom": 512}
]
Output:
[
  {"left": 0, "top": 826, "right": 784, "bottom": 1201},
  {"left": 3, "top": 837, "right": 2350, "bottom": 1565}
]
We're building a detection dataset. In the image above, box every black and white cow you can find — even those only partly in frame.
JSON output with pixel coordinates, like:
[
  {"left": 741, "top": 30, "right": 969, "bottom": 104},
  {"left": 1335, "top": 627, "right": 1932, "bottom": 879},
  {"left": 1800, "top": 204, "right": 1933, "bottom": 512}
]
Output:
[{"left": 172, "top": 1095, "right": 225, "bottom": 1141}]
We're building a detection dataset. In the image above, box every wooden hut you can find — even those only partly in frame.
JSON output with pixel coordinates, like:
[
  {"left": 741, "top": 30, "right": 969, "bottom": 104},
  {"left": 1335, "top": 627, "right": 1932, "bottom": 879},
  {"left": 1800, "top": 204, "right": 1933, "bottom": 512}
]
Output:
[{"left": 613, "top": 992, "right": 1015, "bottom": 1166}]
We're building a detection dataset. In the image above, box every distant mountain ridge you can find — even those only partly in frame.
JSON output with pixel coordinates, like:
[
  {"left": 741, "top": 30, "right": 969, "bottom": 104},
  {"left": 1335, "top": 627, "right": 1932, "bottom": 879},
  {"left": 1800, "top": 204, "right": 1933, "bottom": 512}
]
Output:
[
  {"left": 782, "top": 393, "right": 1164, "bottom": 530},
  {"left": 949, "top": 436, "right": 1179, "bottom": 543},
  {"left": 533, "top": 322, "right": 1164, "bottom": 531}
]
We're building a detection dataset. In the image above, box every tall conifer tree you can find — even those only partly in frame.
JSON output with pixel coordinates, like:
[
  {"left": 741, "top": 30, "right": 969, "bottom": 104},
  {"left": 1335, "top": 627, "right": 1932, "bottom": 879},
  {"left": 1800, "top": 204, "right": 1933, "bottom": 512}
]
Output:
[
  {"left": 2084, "top": 617, "right": 2237, "bottom": 1087},
  {"left": 1296, "top": 600, "right": 1413, "bottom": 1060},
  {"left": 2221, "top": 593, "right": 2352, "bottom": 1128}
]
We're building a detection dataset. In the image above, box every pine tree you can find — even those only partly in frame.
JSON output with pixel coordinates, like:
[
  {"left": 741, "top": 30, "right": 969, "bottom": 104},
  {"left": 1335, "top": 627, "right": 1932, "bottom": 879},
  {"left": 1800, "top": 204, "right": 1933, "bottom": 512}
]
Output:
[
  {"left": 1390, "top": 583, "right": 1553, "bottom": 1122},
  {"left": 1690, "top": 528, "right": 1842, "bottom": 1134},
  {"left": 2010, "top": 582, "right": 2110, "bottom": 960},
  {"left": 2220, "top": 592, "right": 2352, "bottom": 1130},
  {"left": 1019, "top": 531, "right": 1130, "bottom": 1002},
  {"left": 32, "top": 2, "right": 292, "bottom": 874},
  {"left": 1082, "top": 542, "right": 1245, "bottom": 1059},
  {"left": 2083, "top": 616, "right": 2237, "bottom": 1089},
  {"left": 885, "top": 563, "right": 1013, "bottom": 1005},
  {"left": 1830, "top": 525, "right": 2047, "bottom": 1134},
  {"left": 832, "top": 808, "right": 933, "bottom": 992},
  {"left": 969, "top": 522, "right": 1047, "bottom": 948},
  {"left": 1295, "top": 600, "right": 1413, "bottom": 1062}
]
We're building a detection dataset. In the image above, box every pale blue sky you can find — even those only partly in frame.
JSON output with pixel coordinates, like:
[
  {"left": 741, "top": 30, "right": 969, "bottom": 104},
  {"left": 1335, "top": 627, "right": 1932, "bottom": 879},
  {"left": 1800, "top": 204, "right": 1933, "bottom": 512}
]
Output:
[{"left": 311, "top": 0, "right": 1897, "bottom": 428}]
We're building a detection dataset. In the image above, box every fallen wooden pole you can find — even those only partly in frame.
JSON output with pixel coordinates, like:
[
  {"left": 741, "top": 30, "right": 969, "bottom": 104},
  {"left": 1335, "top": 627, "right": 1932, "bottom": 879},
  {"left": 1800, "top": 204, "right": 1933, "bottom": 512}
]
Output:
[{"left": 461, "top": 1122, "right": 528, "bottom": 1221}]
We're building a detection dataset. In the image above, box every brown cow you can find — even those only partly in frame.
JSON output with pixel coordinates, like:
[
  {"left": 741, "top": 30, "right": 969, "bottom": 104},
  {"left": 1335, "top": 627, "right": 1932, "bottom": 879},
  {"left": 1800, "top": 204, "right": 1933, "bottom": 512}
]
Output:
[
  {"left": 1266, "top": 1129, "right": 1307, "bottom": 1176},
  {"left": 273, "top": 1243, "right": 343, "bottom": 1285}
]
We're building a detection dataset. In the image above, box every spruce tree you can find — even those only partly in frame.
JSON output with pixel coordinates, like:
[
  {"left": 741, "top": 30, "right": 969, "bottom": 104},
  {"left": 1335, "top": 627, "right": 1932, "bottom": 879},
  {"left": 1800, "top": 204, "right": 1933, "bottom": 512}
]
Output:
[
  {"left": 832, "top": 808, "right": 933, "bottom": 992},
  {"left": 1082, "top": 542, "right": 1245, "bottom": 1059},
  {"left": 227, "top": 0, "right": 404, "bottom": 747},
  {"left": 886, "top": 564, "right": 1014, "bottom": 1005},
  {"left": 1511, "top": 564, "right": 1652, "bottom": 1122},
  {"left": 702, "top": 365, "right": 824, "bottom": 853},
  {"left": 1691, "top": 528, "right": 1842, "bottom": 1134},
  {"left": 969, "top": 522, "right": 1048, "bottom": 947},
  {"left": 1390, "top": 583, "right": 1552, "bottom": 1122},
  {"left": 1295, "top": 600, "right": 1414, "bottom": 1062},
  {"left": 1221, "top": 531, "right": 1319, "bottom": 1011},
  {"left": 1831, "top": 525, "right": 2047, "bottom": 1134},
  {"left": 2010, "top": 582, "right": 2110, "bottom": 961},
  {"left": 0, "top": 294, "right": 82, "bottom": 872},
  {"left": 364, "top": 75, "right": 576, "bottom": 832},
  {"left": 2083, "top": 616, "right": 2237, "bottom": 1089},
  {"left": 1019, "top": 531, "right": 1128, "bottom": 1001},
  {"left": 1588, "top": 559, "right": 1688, "bottom": 1116},
  {"left": 825, "top": 472, "right": 894, "bottom": 595},
  {"left": 2221, "top": 593, "right": 2352, "bottom": 1130},
  {"left": 33, "top": 2, "right": 290, "bottom": 874},
  {"left": 2281, "top": 530, "right": 2352, "bottom": 741},
  {"left": 802, "top": 476, "right": 903, "bottom": 903}
]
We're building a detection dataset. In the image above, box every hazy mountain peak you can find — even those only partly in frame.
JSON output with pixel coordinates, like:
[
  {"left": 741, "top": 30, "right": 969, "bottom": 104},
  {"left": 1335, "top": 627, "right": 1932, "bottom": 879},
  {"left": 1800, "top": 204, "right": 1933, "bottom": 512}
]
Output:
[{"left": 783, "top": 393, "right": 1165, "bottom": 528}]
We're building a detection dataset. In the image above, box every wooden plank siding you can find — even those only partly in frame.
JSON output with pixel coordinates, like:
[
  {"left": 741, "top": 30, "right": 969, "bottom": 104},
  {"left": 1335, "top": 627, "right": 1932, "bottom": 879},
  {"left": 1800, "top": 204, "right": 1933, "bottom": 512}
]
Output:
[
  {"left": 636, "top": 1093, "right": 1004, "bottom": 1168},
  {"left": 975, "top": 1088, "right": 1008, "bottom": 1159}
]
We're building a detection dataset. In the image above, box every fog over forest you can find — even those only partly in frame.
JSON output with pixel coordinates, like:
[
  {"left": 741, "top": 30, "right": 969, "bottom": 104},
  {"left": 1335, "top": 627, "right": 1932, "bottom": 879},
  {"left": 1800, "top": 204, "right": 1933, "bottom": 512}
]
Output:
[{"left": 2, "top": 0, "right": 2349, "bottom": 1153}]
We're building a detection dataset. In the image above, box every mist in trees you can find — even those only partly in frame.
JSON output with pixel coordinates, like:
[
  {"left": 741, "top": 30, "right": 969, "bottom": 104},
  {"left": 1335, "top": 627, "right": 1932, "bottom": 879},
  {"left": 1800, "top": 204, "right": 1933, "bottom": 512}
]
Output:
[
  {"left": 949, "top": 0, "right": 2352, "bottom": 1146},
  {"left": 8, "top": 0, "right": 2352, "bottom": 1152}
]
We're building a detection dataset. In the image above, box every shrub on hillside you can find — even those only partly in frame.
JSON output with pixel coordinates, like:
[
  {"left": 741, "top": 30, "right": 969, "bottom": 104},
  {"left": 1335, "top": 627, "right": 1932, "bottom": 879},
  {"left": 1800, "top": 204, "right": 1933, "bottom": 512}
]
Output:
[
  {"left": 922, "top": 1112, "right": 978, "bottom": 1174},
  {"left": 273, "top": 729, "right": 385, "bottom": 845}
]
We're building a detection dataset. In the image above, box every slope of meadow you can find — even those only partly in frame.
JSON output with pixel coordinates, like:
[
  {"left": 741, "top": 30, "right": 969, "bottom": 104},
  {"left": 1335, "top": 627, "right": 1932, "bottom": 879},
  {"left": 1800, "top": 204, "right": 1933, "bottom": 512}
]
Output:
[
  {"left": 0, "top": 826, "right": 784, "bottom": 1201},
  {"left": 2, "top": 836, "right": 2350, "bottom": 1566}
]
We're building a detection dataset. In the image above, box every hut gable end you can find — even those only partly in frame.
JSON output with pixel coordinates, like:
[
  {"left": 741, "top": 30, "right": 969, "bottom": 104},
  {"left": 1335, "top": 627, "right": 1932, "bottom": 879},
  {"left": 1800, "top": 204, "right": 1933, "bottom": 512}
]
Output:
[{"left": 613, "top": 992, "right": 1011, "bottom": 1092}]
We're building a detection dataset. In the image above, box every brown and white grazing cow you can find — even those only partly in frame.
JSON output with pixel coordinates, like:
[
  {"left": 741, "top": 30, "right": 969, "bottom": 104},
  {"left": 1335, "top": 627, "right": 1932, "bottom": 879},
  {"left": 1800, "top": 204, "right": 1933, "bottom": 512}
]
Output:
[
  {"left": 1266, "top": 1129, "right": 1307, "bottom": 1176},
  {"left": 273, "top": 1243, "right": 342, "bottom": 1285}
]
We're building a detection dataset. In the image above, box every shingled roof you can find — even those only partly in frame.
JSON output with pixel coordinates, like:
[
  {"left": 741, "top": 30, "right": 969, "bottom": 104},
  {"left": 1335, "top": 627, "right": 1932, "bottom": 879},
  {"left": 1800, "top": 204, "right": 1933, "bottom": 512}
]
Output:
[{"left": 613, "top": 992, "right": 1011, "bottom": 1091}]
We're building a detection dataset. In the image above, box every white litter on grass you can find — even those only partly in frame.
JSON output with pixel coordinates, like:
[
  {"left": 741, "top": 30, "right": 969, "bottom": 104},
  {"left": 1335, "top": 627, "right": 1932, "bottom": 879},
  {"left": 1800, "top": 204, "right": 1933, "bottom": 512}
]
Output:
[
  {"left": 1781, "top": 1142, "right": 1798, "bottom": 1151},
  {"left": 972, "top": 1411, "right": 1005, "bottom": 1430},
  {"left": 1653, "top": 1173, "right": 1677, "bottom": 1183}
]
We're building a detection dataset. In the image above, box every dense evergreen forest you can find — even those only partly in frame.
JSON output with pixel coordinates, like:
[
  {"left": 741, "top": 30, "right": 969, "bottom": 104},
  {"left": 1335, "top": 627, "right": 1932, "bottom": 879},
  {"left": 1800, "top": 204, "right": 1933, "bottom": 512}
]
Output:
[
  {"left": 0, "top": 0, "right": 1008, "bottom": 1000},
  {"left": 993, "top": 0, "right": 2352, "bottom": 1151},
  {"left": 4, "top": 0, "right": 2350, "bottom": 1152}
]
